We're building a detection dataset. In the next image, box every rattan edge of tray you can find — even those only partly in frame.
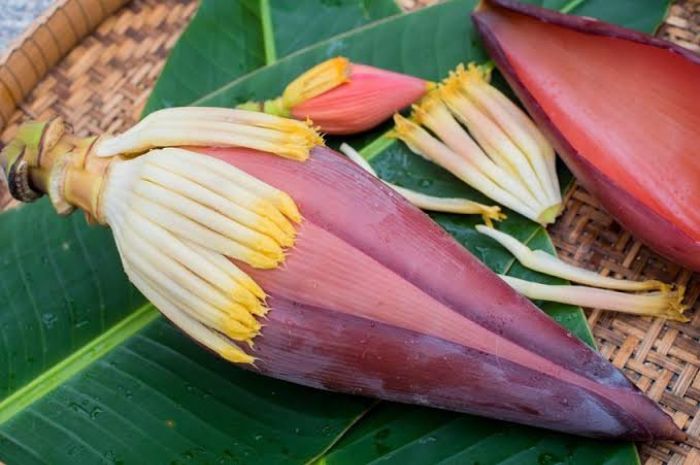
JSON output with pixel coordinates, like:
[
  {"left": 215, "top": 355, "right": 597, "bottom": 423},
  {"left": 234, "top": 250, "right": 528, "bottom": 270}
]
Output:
[{"left": 0, "top": 0, "right": 129, "bottom": 132}]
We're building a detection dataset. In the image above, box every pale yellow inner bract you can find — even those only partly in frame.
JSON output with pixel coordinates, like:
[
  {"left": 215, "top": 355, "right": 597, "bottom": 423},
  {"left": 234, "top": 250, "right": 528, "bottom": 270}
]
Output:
[{"left": 102, "top": 147, "right": 302, "bottom": 364}]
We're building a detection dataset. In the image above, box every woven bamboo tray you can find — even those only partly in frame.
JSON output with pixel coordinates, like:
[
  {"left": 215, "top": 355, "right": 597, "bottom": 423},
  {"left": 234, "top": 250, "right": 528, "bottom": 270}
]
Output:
[{"left": 0, "top": 0, "right": 698, "bottom": 464}]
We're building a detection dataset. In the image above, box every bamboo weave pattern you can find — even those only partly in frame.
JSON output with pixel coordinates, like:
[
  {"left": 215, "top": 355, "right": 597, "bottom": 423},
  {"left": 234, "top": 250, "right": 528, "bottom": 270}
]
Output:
[{"left": 0, "top": 1, "right": 698, "bottom": 463}]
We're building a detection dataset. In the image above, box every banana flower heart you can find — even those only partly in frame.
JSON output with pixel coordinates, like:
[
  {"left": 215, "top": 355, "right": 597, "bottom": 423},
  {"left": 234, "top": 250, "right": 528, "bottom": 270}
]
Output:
[
  {"left": 240, "top": 57, "right": 431, "bottom": 134},
  {"left": 0, "top": 108, "right": 683, "bottom": 441}
]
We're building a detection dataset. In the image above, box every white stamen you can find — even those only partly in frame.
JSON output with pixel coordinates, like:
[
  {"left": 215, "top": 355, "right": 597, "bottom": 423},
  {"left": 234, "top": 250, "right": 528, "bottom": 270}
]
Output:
[
  {"left": 414, "top": 97, "right": 540, "bottom": 208},
  {"left": 127, "top": 267, "right": 253, "bottom": 363},
  {"left": 441, "top": 88, "right": 551, "bottom": 209},
  {"left": 500, "top": 275, "right": 687, "bottom": 321},
  {"left": 340, "top": 142, "right": 503, "bottom": 223},
  {"left": 133, "top": 180, "right": 283, "bottom": 258},
  {"left": 464, "top": 83, "right": 561, "bottom": 205},
  {"left": 147, "top": 149, "right": 295, "bottom": 234},
  {"left": 476, "top": 225, "right": 667, "bottom": 291},
  {"left": 393, "top": 116, "right": 539, "bottom": 220},
  {"left": 95, "top": 107, "right": 319, "bottom": 160},
  {"left": 139, "top": 162, "right": 291, "bottom": 246}
]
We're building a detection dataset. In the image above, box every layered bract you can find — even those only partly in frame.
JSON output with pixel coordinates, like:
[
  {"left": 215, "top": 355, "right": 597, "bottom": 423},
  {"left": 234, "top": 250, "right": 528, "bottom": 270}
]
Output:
[{"left": 200, "top": 145, "right": 682, "bottom": 441}]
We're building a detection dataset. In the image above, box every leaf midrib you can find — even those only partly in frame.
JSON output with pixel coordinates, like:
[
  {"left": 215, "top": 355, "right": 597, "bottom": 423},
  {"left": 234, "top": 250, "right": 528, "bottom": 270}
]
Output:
[{"left": 0, "top": 304, "right": 158, "bottom": 425}]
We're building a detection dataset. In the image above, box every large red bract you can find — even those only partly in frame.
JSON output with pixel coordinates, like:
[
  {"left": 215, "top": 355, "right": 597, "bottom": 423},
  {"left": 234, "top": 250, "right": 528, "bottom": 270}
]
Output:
[
  {"left": 473, "top": 0, "right": 700, "bottom": 270},
  {"left": 194, "top": 145, "right": 683, "bottom": 441}
]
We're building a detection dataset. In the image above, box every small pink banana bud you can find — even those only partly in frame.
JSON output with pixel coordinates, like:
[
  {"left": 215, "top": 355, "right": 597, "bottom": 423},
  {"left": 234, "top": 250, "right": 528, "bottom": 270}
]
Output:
[{"left": 240, "top": 57, "right": 432, "bottom": 135}]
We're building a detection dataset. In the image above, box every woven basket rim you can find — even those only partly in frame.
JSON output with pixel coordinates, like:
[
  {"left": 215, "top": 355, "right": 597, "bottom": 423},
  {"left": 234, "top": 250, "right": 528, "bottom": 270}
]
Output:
[{"left": 0, "top": 0, "right": 129, "bottom": 131}]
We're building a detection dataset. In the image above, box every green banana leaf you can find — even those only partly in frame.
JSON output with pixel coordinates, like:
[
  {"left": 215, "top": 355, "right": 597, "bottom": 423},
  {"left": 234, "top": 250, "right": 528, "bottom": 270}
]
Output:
[
  {"left": 145, "top": 0, "right": 400, "bottom": 114},
  {"left": 0, "top": 0, "right": 669, "bottom": 464}
]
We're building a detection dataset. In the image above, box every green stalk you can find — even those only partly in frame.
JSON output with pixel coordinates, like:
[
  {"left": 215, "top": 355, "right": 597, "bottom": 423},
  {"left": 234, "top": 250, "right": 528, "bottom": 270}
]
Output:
[{"left": 259, "top": 0, "right": 277, "bottom": 65}]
